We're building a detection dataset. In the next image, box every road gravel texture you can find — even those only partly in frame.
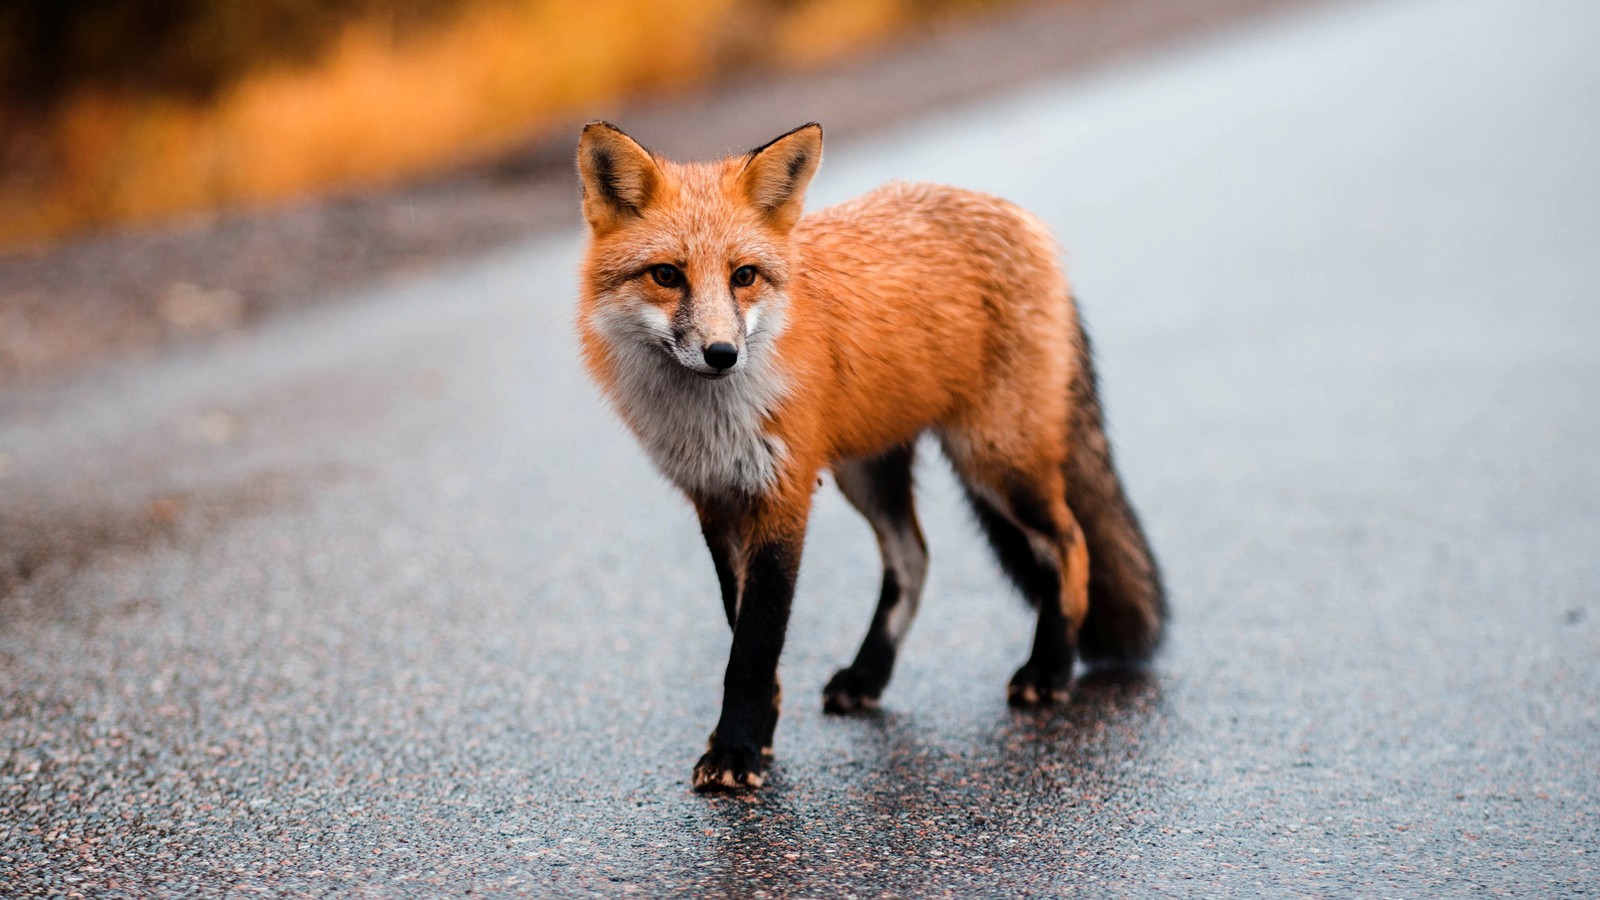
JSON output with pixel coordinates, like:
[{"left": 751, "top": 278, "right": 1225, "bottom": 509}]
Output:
[{"left": 2, "top": 0, "right": 1597, "bottom": 895}]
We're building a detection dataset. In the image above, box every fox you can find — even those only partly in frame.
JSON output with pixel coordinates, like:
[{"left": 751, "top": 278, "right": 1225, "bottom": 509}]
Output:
[{"left": 575, "top": 121, "right": 1165, "bottom": 792}]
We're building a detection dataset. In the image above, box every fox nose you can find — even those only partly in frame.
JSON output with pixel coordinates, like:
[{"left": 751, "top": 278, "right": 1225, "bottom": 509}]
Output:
[{"left": 702, "top": 342, "right": 738, "bottom": 371}]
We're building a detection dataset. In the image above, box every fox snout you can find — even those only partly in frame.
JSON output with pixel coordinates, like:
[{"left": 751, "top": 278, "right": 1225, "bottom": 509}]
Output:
[
  {"left": 657, "top": 283, "right": 747, "bottom": 377},
  {"left": 671, "top": 312, "right": 745, "bottom": 378},
  {"left": 703, "top": 343, "right": 738, "bottom": 371}
]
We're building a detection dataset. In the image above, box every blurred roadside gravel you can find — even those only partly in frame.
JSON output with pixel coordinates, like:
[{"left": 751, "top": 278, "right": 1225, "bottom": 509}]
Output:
[{"left": 0, "top": 0, "right": 1325, "bottom": 391}]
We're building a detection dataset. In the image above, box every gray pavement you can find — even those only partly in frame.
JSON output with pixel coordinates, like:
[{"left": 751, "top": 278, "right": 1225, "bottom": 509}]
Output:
[{"left": 3, "top": 0, "right": 1597, "bottom": 894}]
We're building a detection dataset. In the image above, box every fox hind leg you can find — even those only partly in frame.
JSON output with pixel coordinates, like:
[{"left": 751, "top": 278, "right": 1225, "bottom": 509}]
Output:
[
  {"left": 950, "top": 450, "right": 1088, "bottom": 707},
  {"left": 823, "top": 442, "right": 928, "bottom": 713}
]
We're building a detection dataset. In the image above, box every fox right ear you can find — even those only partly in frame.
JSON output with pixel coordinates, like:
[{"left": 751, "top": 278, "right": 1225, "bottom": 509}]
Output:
[
  {"left": 577, "top": 122, "right": 661, "bottom": 231},
  {"left": 738, "top": 123, "right": 822, "bottom": 231}
]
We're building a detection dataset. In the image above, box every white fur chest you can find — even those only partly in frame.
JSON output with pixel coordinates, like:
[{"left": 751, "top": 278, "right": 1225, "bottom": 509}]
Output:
[{"left": 599, "top": 341, "right": 790, "bottom": 498}]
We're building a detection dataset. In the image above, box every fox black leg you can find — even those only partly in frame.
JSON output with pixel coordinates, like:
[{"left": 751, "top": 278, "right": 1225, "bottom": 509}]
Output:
[
  {"left": 965, "top": 484, "right": 1082, "bottom": 706},
  {"left": 760, "top": 679, "right": 781, "bottom": 758},
  {"left": 694, "top": 530, "right": 803, "bottom": 792},
  {"left": 699, "top": 512, "right": 743, "bottom": 631},
  {"left": 824, "top": 443, "right": 927, "bottom": 713}
]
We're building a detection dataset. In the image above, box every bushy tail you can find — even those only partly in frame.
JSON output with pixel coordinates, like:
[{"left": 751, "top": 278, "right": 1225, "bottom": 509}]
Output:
[{"left": 1065, "top": 327, "right": 1167, "bottom": 666}]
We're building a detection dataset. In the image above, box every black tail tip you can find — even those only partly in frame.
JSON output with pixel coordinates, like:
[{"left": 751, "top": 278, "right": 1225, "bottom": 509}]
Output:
[{"left": 1076, "top": 587, "right": 1167, "bottom": 668}]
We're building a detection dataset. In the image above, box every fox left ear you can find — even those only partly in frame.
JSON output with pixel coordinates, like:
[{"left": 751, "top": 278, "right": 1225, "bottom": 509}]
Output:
[
  {"left": 738, "top": 123, "right": 823, "bottom": 230},
  {"left": 578, "top": 121, "right": 662, "bottom": 232}
]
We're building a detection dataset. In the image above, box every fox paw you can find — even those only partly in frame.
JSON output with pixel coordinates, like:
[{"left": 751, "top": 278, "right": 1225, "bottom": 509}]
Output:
[
  {"left": 1007, "top": 660, "right": 1073, "bottom": 707},
  {"left": 693, "top": 745, "right": 766, "bottom": 793},
  {"left": 822, "top": 666, "right": 885, "bottom": 714}
]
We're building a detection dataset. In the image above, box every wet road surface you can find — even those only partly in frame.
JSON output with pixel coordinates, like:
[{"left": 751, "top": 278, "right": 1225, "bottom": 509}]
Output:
[{"left": 3, "top": 0, "right": 1597, "bottom": 894}]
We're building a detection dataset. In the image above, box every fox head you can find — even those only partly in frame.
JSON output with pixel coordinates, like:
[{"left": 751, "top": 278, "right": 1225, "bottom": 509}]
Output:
[{"left": 576, "top": 122, "right": 822, "bottom": 381}]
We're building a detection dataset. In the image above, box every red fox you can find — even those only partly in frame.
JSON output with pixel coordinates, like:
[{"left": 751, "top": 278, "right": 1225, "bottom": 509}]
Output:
[{"left": 576, "top": 122, "right": 1164, "bottom": 792}]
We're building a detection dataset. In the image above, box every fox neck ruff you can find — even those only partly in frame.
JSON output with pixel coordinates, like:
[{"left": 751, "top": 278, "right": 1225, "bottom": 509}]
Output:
[{"left": 589, "top": 305, "right": 791, "bottom": 499}]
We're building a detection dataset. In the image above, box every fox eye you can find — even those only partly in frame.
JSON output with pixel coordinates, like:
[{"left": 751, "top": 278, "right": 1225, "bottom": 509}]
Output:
[
  {"left": 731, "top": 265, "right": 758, "bottom": 288},
  {"left": 650, "top": 264, "right": 683, "bottom": 288}
]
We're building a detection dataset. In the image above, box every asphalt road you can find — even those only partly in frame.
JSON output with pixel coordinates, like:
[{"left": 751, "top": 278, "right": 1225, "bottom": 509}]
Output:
[{"left": 3, "top": 0, "right": 1597, "bottom": 894}]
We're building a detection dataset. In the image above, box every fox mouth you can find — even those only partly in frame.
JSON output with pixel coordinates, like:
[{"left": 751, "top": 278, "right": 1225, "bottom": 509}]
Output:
[{"left": 653, "top": 339, "right": 734, "bottom": 380}]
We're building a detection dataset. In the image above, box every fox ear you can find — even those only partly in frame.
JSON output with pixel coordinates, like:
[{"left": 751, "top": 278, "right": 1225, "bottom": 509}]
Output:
[
  {"left": 738, "top": 123, "right": 823, "bottom": 230},
  {"left": 577, "top": 122, "right": 661, "bottom": 231}
]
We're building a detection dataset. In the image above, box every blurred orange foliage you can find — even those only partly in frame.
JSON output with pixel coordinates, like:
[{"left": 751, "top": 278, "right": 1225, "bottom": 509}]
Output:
[{"left": 0, "top": 0, "right": 972, "bottom": 247}]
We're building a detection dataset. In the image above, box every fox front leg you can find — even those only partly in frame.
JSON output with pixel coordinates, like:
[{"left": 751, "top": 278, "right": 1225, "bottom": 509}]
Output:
[
  {"left": 692, "top": 511, "right": 807, "bottom": 793},
  {"left": 698, "top": 508, "right": 781, "bottom": 762},
  {"left": 698, "top": 510, "right": 743, "bottom": 631}
]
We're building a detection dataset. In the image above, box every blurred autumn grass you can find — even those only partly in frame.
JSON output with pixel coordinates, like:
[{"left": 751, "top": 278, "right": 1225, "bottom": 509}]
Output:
[{"left": 0, "top": 0, "right": 1004, "bottom": 248}]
